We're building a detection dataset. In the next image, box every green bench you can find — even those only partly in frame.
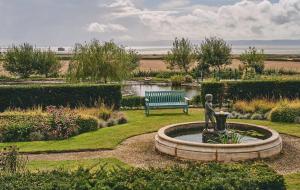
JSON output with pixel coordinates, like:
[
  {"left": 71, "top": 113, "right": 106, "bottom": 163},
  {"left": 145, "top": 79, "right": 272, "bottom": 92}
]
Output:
[{"left": 145, "top": 91, "right": 190, "bottom": 116}]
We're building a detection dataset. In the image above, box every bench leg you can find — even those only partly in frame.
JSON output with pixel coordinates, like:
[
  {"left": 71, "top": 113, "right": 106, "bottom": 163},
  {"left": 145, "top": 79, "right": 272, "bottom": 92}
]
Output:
[
  {"left": 145, "top": 107, "right": 149, "bottom": 116},
  {"left": 183, "top": 106, "right": 188, "bottom": 114}
]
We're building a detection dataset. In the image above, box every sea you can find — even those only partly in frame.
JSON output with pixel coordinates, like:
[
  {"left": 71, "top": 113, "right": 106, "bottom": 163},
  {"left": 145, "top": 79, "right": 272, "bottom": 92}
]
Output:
[{"left": 1, "top": 40, "right": 300, "bottom": 55}]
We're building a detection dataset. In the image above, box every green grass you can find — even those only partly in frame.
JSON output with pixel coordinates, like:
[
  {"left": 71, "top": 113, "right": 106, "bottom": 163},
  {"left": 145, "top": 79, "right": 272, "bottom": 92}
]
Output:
[
  {"left": 0, "top": 108, "right": 300, "bottom": 153},
  {"left": 285, "top": 173, "right": 300, "bottom": 190},
  {"left": 27, "top": 158, "right": 128, "bottom": 172}
]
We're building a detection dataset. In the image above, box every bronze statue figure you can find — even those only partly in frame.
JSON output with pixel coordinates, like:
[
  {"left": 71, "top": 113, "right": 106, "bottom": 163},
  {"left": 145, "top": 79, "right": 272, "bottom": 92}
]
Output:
[{"left": 204, "top": 94, "right": 216, "bottom": 130}]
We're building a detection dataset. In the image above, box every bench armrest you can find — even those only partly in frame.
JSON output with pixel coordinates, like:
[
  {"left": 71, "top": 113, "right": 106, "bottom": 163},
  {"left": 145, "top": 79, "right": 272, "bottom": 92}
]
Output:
[
  {"left": 145, "top": 98, "right": 149, "bottom": 102},
  {"left": 184, "top": 97, "right": 191, "bottom": 101}
]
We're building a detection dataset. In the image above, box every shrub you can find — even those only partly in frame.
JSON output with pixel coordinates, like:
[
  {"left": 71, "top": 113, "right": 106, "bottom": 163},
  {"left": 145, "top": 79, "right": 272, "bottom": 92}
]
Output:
[
  {"left": 170, "top": 75, "right": 184, "bottom": 86},
  {"left": 98, "top": 105, "right": 113, "bottom": 121},
  {"left": 0, "top": 84, "right": 121, "bottom": 111},
  {"left": 233, "top": 99, "right": 276, "bottom": 114},
  {"left": 0, "top": 163, "right": 285, "bottom": 189},
  {"left": 0, "top": 108, "right": 99, "bottom": 142},
  {"left": 251, "top": 113, "right": 264, "bottom": 120},
  {"left": 191, "top": 94, "right": 202, "bottom": 105},
  {"left": 76, "top": 115, "right": 98, "bottom": 133},
  {"left": 121, "top": 96, "right": 145, "bottom": 108},
  {"left": 0, "top": 146, "right": 27, "bottom": 174},
  {"left": 233, "top": 100, "right": 255, "bottom": 113},
  {"left": 270, "top": 100, "right": 300, "bottom": 123},
  {"left": 115, "top": 112, "right": 128, "bottom": 124},
  {"left": 184, "top": 74, "right": 193, "bottom": 83}
]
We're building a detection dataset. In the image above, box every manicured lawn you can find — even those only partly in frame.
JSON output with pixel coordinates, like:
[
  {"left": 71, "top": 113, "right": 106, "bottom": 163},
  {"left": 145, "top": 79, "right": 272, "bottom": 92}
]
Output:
[
  {"left": 27, "top": 158, "right": 128, "bottom": 172},
  {"left": 285, "top": 172, "right": 300, "bottom": 190},
  {"left": 0, "top": 108, "right": 300, "bottom": 153}
]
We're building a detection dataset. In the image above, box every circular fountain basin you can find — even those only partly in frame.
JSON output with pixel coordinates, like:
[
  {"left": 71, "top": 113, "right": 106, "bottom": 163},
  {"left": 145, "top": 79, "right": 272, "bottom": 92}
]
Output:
[{"left": 155, "top": 122, "right": 282, "bottom": 162}]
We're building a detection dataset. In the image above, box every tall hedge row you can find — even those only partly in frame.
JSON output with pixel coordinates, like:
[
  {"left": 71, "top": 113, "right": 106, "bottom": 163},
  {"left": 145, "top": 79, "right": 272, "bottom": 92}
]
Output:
[
  {"left": 201, "top": 80, "right": 300, "bottom": 106},
  {"left": 0, "top": 84, "right": 121, "bottom": 111}
]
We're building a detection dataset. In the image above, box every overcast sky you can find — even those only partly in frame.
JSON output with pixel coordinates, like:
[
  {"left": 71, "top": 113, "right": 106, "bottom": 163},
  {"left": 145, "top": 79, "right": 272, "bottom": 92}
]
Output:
[{"left": 0, "top": 0, "right": 300, "bottom": 46}]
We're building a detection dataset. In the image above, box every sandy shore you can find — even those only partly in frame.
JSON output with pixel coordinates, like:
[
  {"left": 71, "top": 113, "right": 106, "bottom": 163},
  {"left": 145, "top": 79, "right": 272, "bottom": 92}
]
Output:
[{"left": 1, "top": 59, "right": 300, "bottom": 77}]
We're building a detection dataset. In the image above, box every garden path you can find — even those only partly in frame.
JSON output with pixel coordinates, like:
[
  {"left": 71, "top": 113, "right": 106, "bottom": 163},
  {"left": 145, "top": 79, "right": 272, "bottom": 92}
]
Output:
[{"left": 27, "top": 133, "right": 300, "bottom": 174}]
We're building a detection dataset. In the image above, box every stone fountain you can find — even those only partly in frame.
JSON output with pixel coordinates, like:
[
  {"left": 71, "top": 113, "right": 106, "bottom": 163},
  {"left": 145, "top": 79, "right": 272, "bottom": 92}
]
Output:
[{"left": 155, "top": 94, "right": 282, "bottom": 162}]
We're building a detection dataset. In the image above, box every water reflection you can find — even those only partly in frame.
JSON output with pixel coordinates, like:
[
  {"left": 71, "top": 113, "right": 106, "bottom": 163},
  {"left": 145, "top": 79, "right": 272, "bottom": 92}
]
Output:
[{"left": 122, "top": 82, "right": 200, "bottom": 98}]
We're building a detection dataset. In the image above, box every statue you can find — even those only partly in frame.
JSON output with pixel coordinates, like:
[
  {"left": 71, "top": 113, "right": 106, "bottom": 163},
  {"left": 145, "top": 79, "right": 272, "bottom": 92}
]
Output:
[{"left": 204, "top": 94, "right": 216, "bottom": 130}]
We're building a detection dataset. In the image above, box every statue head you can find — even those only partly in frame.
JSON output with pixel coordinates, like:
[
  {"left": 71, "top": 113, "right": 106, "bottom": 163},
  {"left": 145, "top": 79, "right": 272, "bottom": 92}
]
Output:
[{"left": 205, "top": 94, "right": 213, "bottom": 102}]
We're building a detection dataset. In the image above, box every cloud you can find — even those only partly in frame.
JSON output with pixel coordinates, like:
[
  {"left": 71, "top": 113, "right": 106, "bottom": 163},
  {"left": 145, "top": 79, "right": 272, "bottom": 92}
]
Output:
[
  {"left": 102, "top": 0, "right": 300, "bottom": 40},
  {"left": 159, "top": 0, "right": 190, "bottom": 9},
  {"left": 87, "top": 23, "right": 127, "bottom": 33}
]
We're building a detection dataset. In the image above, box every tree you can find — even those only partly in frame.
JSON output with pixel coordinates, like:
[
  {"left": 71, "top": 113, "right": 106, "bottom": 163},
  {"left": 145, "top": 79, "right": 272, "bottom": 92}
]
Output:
[
  {"left": 67, "top": 40, "right": 139, "bottom": 83},
  {"left": 164, "top": 38, "right": 195, "bottom": 73},
  {"left": 240, "top": 47, "right": 265, "bottom": 74},
  {"left": 35, "top": 49, "right": 61, "bottom": 77},
  {"left": 196, "top": 37, "right": 232, "bottom": 77},
  {"left": 3, "top": 43, "right": 37, "bottom": 78}
]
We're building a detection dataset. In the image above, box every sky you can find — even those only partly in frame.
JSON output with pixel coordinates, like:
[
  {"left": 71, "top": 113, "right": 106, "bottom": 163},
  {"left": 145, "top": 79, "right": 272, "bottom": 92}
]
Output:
[{"left": 0, "top": 0, "right": 300, "bottom": 46}]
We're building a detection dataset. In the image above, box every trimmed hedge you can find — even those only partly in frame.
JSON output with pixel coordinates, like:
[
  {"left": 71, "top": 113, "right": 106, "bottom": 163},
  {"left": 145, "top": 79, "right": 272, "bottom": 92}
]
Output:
[
  {"left": 121, "top": 96, "right": 145, "bottom": 108},
  {"left": 0, "top": 84, "right": 121, "bottom": 111},
  {"left": 201, "top": 82, "right": 225, "bottom": 107},
  {"left": 201, "top": 80, "right": 300, "bottom": 106},
  {"left": 0, "top": 163, "right": 285, "bottom": 190}
]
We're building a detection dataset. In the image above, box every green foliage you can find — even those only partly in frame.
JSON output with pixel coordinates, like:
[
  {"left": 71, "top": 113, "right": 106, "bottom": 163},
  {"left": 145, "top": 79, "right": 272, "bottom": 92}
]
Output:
[
  {"left": 35, "top": 49, "right": 61, "bottom": 77},
  {"left": 0, "top": 84, "right": 121, "bottom": 111},
  {"left": 3, "top": 43, "right": 61, "bottom": 78},
  {"left": 121, "top": 96, "right": 145, "bottom": 108},
  {"left": 233, "top": 99, "right": 276, "bottom": 114},
  {"left": 0, "top": 108, "right": 99, "bottom": 142},
  {"left": 196, "top": 37, "right": 232, "bottom": 79},
  {"left": 203, "top": 80, "right": 300, "bottom": 105},
  {"left": 98, "top": 104, "right": 113, "bottom": 121},
  {"left": 184, "top": 74, "right": 193, "bottom": 83},
  {"left": 270, "top": 101, "right": 300, "bottom": 123},
  {"left": 201, "top": 82, "right": 225, "bottom": 107},
  {"left": 191, "top": 94, "right": 202, "bottom": 105},
  {"left": 0, "top": 163, "right": 285, "bottom": 190},
  {"left": 170, "top": 75, "right": 184, "bottom": 86},
  {"left": 240, "top": 47, "right": 265, "bottom": 74},
  {"left": 0, "top": 146, "right": 27, "bottom": 174},
  {"left": 164, "top": 38, "right": 195, "bottom": 73},
  {"left": 132, "top": 70, "right": 185, "bottom": 78},
  {"left": 3, "top": 43, "right": 37, "bottom": 78},
  {"left": 211, "top": 68, "right": 242, "bottom": 80},
  {"left": 68, "top": 40, "right": 139, "bottom": 83}
]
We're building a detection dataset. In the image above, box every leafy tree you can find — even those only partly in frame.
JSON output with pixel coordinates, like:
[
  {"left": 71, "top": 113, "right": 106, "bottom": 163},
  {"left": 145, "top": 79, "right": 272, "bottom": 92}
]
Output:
[
  {"left": 240, "top": 47, "right": 265, "bottom": 74},
  {"left": 67, "top": 40, "right": 139, "bottom": 83},
  {"left": 35, "top": 49, "right": 61, "bottom": 77},
  {"left": 164, "top": 38, "right": 195, "bottom": 73},
  {"left": 3, "top": 44, "right": 60, "bottom": 78},
  {"left": 196, "top": 37, "right": 232, "bottom": 77},
  {"left": 3, "top": 43, "right": 37, "bottom": 78}
]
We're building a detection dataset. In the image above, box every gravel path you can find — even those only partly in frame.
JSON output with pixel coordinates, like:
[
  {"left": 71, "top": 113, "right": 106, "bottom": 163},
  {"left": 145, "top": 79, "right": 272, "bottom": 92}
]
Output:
[{"left": 27, "top": 133, "right": 300, "bottom": 174}]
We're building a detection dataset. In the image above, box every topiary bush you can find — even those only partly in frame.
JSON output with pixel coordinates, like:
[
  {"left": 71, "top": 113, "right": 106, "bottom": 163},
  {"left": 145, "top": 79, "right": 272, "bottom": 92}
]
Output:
[{"left": 0, "top": 163, "right": 285, "bottom": 190}]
